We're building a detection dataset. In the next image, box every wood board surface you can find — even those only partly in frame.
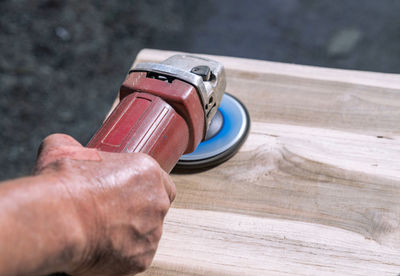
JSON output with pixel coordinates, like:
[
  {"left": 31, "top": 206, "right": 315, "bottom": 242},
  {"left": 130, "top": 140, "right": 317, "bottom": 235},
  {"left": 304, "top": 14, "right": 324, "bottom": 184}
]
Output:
[{"left": 129, "top": 49, "right": 400, "bottom": 275}]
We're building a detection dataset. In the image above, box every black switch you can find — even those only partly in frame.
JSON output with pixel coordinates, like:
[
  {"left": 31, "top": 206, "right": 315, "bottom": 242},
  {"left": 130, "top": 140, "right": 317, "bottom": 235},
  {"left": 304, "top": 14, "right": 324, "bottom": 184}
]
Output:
[{"left": 191, "top": 65, "right": 211, "bottom": 81}]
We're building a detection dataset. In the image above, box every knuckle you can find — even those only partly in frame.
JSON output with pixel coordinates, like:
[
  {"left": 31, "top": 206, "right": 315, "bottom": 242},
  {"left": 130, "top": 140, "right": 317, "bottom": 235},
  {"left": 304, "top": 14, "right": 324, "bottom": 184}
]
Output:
[
  {"left": 136, "top": 153, "right": 160, "bottom": 168},
  {"left": 135, "top": 256, "right": 153, "bottom": 272},
  {"left": 156, "top": 197, "right": 171, "bottom": 216},
  {"left": 151, "top": 226, "right": 163, "bottom": 243},
  {"left": 133, "top": 154, "right": 165, "bottom": 191},
  {"left": 142, "top": 193, "right": 170, "bottom": 218},
  {"left": 136, "top": 153, "right": 163, "bottom": 177},
  {"left": 169, "top": 179, "right": 177, "bottom": 202},
  {"left": 137, "top": 255, "right": 156, "bottom": 273},
  {"left": 121, "top": 242, "right": 157, "bottom": 274}
]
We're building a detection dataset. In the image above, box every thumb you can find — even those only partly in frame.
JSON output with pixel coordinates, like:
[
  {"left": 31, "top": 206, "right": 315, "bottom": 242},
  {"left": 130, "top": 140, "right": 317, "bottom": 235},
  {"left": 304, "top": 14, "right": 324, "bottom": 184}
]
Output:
[
  {"left": 34, "top": 134, "right": 101, "bottom": 173},
  {"left": 37, "top": 133, "right": 83, "bottom": 155}
]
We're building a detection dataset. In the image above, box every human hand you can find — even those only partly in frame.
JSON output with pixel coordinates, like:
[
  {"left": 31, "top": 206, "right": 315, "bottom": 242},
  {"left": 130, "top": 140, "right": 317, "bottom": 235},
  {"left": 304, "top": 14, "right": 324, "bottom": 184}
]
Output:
[{"left": 34, "top": 133, "right": 176, "bottom": 275}]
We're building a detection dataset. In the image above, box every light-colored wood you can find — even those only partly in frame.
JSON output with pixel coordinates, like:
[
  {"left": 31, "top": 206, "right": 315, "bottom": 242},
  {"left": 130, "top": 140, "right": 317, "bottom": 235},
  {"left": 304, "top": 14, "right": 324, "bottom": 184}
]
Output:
[{"left": 130, "top": 49, "right": 400, "bottom": 275}]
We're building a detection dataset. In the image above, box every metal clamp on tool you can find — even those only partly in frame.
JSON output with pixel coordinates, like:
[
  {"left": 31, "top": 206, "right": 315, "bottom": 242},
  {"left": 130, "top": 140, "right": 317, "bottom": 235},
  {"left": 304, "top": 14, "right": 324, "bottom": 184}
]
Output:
[{"left": 132, "top": 55, "right": 226, "bottom": 131}]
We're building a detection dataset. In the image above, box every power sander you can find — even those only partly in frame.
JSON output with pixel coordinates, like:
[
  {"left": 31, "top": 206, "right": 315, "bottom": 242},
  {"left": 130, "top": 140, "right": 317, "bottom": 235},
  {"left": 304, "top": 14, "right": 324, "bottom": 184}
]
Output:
[{"left": 87, "top": 54, "right": 250, "bottom": 172}]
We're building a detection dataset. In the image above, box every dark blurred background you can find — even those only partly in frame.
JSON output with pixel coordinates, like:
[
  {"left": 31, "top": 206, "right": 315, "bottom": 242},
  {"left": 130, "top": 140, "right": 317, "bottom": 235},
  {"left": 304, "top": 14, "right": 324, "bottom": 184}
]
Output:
[{"left": 1, "top": 0, "right": 400, "bottom": 180}]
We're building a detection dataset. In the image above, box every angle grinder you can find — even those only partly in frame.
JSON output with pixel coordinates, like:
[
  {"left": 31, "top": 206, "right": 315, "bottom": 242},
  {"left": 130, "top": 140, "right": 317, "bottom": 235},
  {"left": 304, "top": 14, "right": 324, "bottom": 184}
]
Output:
[{"left": 87, "top": 54, "right": 250, "bottom": 172}]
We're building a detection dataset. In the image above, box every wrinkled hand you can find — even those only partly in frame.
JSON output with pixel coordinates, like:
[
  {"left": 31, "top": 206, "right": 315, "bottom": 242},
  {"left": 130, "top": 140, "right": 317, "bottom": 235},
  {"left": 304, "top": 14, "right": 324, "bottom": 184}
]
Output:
[{"left": 34, "top": 134, "right": 176, "bottom": 275}]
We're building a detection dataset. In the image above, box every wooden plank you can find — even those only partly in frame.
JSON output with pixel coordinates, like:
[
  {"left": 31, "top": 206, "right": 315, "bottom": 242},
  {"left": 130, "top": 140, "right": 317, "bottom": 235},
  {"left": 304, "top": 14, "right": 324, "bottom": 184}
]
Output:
[{"left": 130, "top": 49, "right": 400, "bottom": 275}]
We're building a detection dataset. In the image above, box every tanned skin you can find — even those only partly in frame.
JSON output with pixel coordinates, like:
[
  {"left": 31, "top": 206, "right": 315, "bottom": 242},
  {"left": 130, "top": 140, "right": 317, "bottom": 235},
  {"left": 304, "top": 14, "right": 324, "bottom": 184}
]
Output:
[{"left": 0, "top": 133, "right": 176, "bottom": 275}]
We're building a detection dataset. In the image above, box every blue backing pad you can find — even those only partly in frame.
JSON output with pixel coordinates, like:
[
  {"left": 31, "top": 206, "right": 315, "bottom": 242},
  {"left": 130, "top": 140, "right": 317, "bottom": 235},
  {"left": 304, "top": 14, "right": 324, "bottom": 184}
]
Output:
[{"left": 175, "top": 93, "right": 250, "bottom": 171}]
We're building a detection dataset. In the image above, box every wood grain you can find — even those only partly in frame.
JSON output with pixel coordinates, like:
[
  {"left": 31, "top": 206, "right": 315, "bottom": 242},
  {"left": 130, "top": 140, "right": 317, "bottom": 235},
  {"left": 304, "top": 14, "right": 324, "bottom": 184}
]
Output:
[{"left": 130, "top": 49, "right": 400, "bottom": 275}]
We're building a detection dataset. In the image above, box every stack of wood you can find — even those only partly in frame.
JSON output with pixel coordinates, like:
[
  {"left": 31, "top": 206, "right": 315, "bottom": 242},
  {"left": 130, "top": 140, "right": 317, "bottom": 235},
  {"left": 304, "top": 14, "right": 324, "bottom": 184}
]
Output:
[{"left": 132, "top": 49, "right": 400, "bottom": 275}]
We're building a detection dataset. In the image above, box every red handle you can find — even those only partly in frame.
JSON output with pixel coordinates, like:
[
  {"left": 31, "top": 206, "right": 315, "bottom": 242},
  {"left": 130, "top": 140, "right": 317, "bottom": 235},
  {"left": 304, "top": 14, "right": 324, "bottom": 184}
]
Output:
[{"left": 87, "top": 92, "right": 189, "bottom": 172}]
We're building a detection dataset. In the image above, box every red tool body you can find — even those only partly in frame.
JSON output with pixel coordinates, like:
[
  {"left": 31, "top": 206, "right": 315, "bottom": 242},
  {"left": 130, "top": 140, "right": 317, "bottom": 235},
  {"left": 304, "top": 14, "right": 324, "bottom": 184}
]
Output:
[
  {"left": 87, "top": 73, "right": 204, "bottom": 172},
  {"left": 87, "top": 55, "right": 226, "bottom": 173}
]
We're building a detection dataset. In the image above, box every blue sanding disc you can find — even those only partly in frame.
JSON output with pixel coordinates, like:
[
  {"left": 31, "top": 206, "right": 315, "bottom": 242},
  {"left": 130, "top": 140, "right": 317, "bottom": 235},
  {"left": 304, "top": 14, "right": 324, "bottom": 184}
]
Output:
[{"left": 175, "top": 93, "right": 250, "bottom": 171}]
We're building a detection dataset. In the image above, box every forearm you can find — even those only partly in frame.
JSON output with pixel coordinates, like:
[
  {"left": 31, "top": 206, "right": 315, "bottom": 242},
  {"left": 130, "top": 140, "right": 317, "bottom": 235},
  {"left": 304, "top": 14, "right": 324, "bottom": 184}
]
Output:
[{"left": 0, "top": 174, "right": 85, "bottom": 275}]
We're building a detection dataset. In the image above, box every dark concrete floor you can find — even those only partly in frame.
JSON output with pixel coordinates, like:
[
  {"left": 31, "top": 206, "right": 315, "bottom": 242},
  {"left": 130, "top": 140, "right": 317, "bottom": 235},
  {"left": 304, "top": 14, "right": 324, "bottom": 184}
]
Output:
[{"left": 1, "top": 0, "right": 399, "bottom": 180}]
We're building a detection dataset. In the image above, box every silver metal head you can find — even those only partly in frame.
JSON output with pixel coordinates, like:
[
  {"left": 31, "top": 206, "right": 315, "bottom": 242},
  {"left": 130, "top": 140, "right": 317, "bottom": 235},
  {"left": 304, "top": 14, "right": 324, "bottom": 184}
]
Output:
[{"left": 131, "top": 54, "right": 226, "bottom": 134}]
